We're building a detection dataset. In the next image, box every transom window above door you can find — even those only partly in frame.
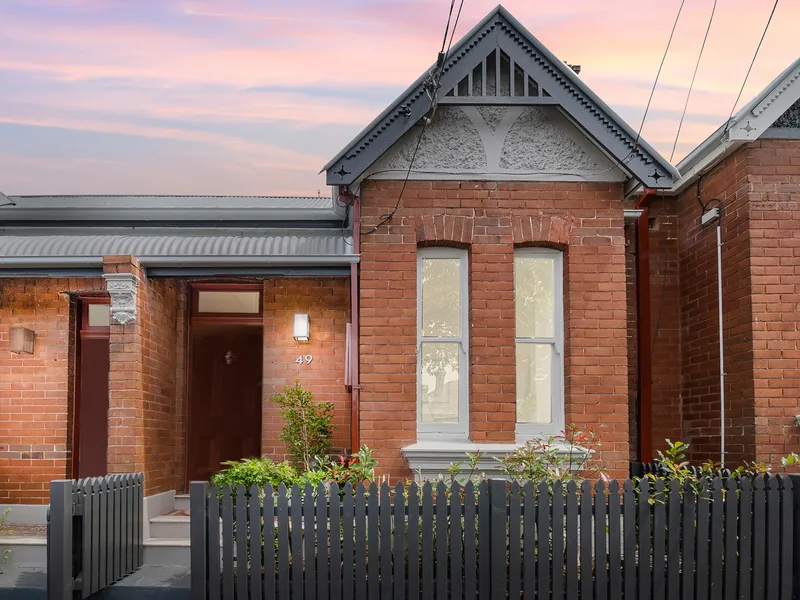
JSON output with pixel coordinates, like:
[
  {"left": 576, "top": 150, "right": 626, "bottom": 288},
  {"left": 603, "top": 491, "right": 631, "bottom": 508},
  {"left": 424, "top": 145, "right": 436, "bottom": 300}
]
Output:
[{"left": 191, "top": 284, "right": 263, "bottom": 322}]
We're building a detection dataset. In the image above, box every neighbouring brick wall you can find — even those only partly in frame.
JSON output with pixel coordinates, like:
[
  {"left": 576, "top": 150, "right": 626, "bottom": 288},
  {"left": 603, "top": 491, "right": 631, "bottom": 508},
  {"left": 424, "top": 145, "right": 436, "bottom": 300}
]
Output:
[
  {"left": 647, "top": 199, "right": 682, "bottom": 457},
  {"left": 746, "top": 140, "right": 800, "bottom": 463},
  {"left": 261, "top": 278, "right": 351, "bottom": 461},
  {"left": 359, "top": 180, "right": 630, "bottom": 480},
  {"left": 678, "top": 148, "right": 756, "bottom": 466},
  {"left": 0, "top": 277, "right": 104, "bottom": 503}
]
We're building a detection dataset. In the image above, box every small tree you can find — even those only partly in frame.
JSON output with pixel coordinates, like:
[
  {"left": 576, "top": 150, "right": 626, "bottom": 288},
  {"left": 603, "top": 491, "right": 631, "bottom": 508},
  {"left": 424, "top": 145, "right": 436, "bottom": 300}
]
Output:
[{"left": 270, "top": 381, "right": 334, "bottom": 471}]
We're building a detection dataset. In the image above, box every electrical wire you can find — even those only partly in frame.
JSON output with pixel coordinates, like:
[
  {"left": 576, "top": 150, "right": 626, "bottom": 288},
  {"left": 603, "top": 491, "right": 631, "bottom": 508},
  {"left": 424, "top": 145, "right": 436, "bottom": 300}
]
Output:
[
  {"left": 439, "top": 0, "right": 456, "bottom": 55},
  {"left": 723, "top": 0, "right": 780, "bottom": 136},
  {"left": 670, "top": 0, "right": 717, "bottom": 162},
  {"left": 360, "top": 120, "right": 429, "bottom": 236},
  {"left": 636, "top": 0, "right": 687, "bottom": 150},
  {"left": 361, "top": 0, "right": 462, "bottom": 236},
  {"left": 445, "top": 0, "right": 465, "bottom": 63}
]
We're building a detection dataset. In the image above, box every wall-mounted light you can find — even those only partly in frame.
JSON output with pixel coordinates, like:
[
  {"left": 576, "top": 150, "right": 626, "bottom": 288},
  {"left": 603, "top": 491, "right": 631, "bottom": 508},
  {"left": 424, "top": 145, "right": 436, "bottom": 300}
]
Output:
[
  {"left": 9, "top": 326, "right": 35, "bottom": 354},
  {"left": 293, "top": 313, "right": 310, "bottom": 342}
]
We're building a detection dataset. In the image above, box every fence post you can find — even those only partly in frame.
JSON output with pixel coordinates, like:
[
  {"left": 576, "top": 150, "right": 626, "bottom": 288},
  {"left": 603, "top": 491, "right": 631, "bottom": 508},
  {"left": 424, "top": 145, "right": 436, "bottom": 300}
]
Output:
[
  {"left": 48, "top": 480, "right": 74, "bottom": 600},
  {"left": 488, "top": 479, "right": 507, "bottom": 600},
  {"left": 190, "top": 481, "right": 209, "bottom": 600},
  {"left": 789, "top": 474, "right": 800, "bottom": 600}
]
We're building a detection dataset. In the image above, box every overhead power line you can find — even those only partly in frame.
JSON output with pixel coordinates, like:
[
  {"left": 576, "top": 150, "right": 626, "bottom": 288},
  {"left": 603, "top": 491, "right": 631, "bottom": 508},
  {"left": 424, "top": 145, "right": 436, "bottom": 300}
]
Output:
[
  {"left": 361, "top": 0, "right": 464, "bottom": 236},
  {"left": 670, "top": 0, "right": 718, "bottom": 162},
  {"left": 723, "top": 0, "right": 780, "bottom": 136},
  {"left": 636, "top": 0, "right": 687, "bottom": 150}
]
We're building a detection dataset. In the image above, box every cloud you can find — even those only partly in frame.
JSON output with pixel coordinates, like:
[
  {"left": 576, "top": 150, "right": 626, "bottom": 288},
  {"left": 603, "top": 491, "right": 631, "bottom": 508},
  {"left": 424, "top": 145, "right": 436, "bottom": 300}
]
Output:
[{"left": 1, "top": 0, "right": 798, "bottom": 193}]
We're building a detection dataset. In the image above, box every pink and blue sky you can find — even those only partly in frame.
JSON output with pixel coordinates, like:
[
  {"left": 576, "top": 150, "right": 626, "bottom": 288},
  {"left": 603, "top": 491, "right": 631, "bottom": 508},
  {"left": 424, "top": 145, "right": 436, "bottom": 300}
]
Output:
[{"left": 0, "top": 0, "right": 797, "bottom": 195}]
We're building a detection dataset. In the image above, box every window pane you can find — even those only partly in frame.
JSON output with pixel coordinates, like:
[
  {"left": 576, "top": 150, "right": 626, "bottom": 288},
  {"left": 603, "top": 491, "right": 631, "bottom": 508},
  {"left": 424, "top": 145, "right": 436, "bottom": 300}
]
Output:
[
  {"left": 420, "top": 342, "right": 460, "bottom": 423},
  {"left": 516, "top": 343, "right": 552, "bottom": 424},
  {"left": 87, "top": 304, "right": 110, "bottom": 327},
  {"left": 197, "top": 291, "right": 260, "bottom": 314},
  {"left": 421, "top": 258, "right": 461, "bottom": 337},
  {"left": 515, "top": 256, "right": 555, "bottom": 338}
]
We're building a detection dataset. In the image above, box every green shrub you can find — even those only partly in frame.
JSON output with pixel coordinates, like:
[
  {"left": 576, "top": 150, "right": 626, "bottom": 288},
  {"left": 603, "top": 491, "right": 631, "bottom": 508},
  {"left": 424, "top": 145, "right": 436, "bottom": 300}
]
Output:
[
  {"left": 211, "top": 456, "right": 299, "bottom": 490},
  {"left": 270, "top": 381, "right": 335, "bottom": 471}
]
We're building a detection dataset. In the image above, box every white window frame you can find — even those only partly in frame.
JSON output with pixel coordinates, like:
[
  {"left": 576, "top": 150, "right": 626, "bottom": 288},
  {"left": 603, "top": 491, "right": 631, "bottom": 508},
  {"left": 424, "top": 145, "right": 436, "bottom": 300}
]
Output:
[
  {"left": 417, "top": 247, "right": 469, "bottom": 440},
  {"left": 514, "top": 248, "right": 565, "bottom": 441}
]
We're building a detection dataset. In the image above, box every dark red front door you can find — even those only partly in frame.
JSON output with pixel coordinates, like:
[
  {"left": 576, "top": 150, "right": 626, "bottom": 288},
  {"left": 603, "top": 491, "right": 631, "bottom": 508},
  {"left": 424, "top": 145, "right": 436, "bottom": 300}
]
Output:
[
  {"left": 74, "top": 298, "right": 110, "bottom": 478},
  {"left": 187, "top": 324, "right": 263, "bottom": 483}
]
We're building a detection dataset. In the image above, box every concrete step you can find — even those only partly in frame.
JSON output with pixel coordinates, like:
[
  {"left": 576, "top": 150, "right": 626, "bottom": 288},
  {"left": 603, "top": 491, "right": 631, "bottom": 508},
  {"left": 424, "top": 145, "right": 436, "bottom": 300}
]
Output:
[
  {"left": 0, "top": 537, "right": 47, "bottom": 566},
  {"left": 174, "top": 494, "right": 190, "bottom": 512},
  {"left": 149, "top": 515, "right": 190, "bottom": 539},
  {"left": 143, "top": 538, "right": 190, "bottom": 566}
]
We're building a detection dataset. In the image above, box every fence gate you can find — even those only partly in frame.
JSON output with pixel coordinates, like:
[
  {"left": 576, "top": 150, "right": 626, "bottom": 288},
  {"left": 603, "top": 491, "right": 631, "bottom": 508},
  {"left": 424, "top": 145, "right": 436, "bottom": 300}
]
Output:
[
  {"left": 191, "top": 475, "right": 799, "bottom": 599},
  {"left": 47, "top": 473, "right": 144, "bottom": 600}
]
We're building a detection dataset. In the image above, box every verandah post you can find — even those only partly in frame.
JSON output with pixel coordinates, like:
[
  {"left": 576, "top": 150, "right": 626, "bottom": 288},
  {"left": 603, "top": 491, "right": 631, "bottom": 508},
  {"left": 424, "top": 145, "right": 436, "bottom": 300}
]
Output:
[{"left": 190, "top": 481, "right": 209, "bottom": 600}]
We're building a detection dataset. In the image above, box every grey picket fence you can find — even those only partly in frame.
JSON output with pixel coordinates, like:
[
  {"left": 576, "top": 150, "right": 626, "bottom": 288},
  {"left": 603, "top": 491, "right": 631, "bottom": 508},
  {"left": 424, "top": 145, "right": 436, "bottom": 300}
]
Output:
[
  {"left": 190, "top": 475, "right": 798, "bottom": 600},
  {"left": 48, "top": 473, "right": 144, "bottom": 600}
]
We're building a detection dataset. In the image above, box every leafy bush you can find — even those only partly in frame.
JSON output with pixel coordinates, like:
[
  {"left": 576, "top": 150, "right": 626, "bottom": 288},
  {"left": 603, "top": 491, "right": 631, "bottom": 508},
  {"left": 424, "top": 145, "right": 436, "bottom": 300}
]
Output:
[
  {"left": 270, "top": 381, "right": 334, "bottom": 471},
  {"left": 498, "top": 424, "right": 605, "bottom": 484},
  {"left": 312, "top": 446, "right": 378, "bottom": 487},
  {"left": 211, "top": 456, "right": 299, "bottom": 490}
]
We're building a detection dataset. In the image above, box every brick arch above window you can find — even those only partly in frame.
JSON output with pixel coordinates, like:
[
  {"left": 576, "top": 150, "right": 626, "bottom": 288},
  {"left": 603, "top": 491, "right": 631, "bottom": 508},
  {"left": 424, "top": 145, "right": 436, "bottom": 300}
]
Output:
[
  {"left": 414, "top": 215, "right": 474, "bottom": 246},
  {"left": 511, "top": 214, "right": 576, "bottom": 246}
]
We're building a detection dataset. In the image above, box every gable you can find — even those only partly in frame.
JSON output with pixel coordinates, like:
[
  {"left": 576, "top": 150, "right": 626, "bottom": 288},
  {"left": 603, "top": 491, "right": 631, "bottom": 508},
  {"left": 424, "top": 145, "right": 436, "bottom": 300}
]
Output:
[
  {"left": 325, "top": 5, "right": 677, "bottom": 189},
  {"left": 365, "top": 104, "right": 623, "bottom": 182},
  {"left": 725, "top": 58, "right": 800, "bottom": 141}
]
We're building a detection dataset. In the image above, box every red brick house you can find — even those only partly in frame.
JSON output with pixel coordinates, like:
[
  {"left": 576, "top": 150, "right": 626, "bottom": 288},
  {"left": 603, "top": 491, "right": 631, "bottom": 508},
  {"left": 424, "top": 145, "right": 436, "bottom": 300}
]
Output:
[{"left": 1, "top": 5, "right": 799, "bottom": 524}]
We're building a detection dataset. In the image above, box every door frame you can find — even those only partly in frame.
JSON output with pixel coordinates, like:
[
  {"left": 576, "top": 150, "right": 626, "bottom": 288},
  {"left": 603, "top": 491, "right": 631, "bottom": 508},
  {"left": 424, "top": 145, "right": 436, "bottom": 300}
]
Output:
[
  {"left": 72, "top": 295, "right": 111, "bottom": 479},
  {"left": 185, "top": 282, "right": 264, "bottom": 489}
]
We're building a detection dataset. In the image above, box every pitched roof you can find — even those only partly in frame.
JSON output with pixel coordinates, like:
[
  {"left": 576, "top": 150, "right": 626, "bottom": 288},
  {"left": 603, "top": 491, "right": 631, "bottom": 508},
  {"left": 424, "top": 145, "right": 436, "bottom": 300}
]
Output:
[
  {"left": 324, "top": 4, "right": 677, "bottom": 189},
  {"left": 672, "top": 57, "right": 800, "bottom": 193}
]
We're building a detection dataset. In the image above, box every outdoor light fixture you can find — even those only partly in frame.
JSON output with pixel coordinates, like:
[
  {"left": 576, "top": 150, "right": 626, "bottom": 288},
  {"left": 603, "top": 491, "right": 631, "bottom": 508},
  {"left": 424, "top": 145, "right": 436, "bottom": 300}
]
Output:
[
  {"left": 293, "top": 313, "right": 310, "bottom": 342},
  {"left": 9, "top": 326, "right": 35, "bottom": 354}
]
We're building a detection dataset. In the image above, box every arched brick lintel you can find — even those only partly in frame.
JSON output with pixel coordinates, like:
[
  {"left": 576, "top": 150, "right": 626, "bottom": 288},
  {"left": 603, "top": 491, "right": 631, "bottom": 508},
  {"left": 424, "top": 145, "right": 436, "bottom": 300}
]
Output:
[
  {"left": 415, "top": 215, "right": 474, "bottom": 246},
  {"left": 511, "top": 214, "right": 576, "bottom": 246}
]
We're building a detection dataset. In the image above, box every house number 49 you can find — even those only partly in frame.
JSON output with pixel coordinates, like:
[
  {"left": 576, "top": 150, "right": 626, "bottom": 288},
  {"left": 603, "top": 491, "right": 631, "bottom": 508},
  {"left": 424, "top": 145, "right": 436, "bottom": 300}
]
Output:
[{"left": 296, "top": 355, "right": 313, "bottom": 365}]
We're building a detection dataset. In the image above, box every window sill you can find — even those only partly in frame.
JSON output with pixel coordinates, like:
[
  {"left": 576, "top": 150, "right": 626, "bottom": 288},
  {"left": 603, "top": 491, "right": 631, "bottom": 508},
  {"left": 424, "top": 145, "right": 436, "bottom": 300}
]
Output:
[{"left": 401, "top": 440, "right": 591, "bottom": 481}]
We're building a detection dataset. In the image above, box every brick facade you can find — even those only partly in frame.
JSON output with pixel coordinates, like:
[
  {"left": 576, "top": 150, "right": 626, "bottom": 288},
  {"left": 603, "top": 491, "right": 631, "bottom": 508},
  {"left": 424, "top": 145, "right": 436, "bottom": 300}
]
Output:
[
  {"left": 1, "top": 270, "right": 350, "bottom": 503},
  {"left": 358, "top": 180, "right": 631, "bottom": 480},
  {"left": 260, "top": 278, "right": 351, "bottom": 460},
  {"left": 0, "top": 277, "right": 104, "bottom": 503}
]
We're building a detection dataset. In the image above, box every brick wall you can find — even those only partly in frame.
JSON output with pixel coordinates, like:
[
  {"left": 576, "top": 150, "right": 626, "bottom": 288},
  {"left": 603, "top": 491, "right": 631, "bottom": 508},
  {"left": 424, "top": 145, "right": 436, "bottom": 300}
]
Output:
[
  {"left": 0, "top": 277, "right": 104, "bottom": 503},
  {"left": 261, "top": 278, "right": 352, "bottom": 461},
  {"left": 358, "top": 180, "right": 630, "bottom": 480},
  {"left": 141, "top": 279, "right": 186, "bottom": 495},
  {"left": 677, "top": 147, "right": 756, "bottom": 466},
  {"left": 624, "top": 223, "right": 639, "bottom": 463},
  {"left": 647, "top": 198, "right": 682, "bottom": 457},
  {"left": 746, "top": 140, "right": 800, "bottom": 463}
]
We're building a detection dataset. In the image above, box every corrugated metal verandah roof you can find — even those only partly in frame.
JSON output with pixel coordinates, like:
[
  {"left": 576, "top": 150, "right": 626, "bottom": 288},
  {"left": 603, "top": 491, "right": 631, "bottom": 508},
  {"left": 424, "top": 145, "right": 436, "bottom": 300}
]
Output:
[{"left": 0, "top": 228, "right": 356, "bottom": 269}]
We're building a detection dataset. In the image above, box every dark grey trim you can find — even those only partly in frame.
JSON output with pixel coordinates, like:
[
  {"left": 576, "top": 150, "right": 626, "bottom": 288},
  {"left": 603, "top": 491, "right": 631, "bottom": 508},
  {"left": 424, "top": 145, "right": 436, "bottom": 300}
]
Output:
[
  {"left": 437, "top": 96, "right": 560, "bottom": 105},
  {"left": 325, "top": 6, "right": 676, "bottom": 189},
  {"left": 147, "top": 267, "right": 351, "bottom": 277},
  {"left": 0, "top": 220, "right": 344, "bottom": 229},
  {"left": 761, "top": 127, "right": 800, "bottom": 139},
  {"left": 3, "top": 194, "right": 345, "bottom": 223},
  {"left": 0, "top": 268, "right": 103, "bottom": 278}
]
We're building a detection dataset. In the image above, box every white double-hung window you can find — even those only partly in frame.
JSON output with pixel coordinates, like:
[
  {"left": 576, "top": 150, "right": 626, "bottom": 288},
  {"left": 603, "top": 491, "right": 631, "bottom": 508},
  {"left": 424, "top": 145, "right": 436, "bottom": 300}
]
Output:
[
  {"left": 515, "top": 248, "right": 564, "bottom": 440},
  {"left": 417, "top": 248, "right": 469, "bottom": 440}
]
